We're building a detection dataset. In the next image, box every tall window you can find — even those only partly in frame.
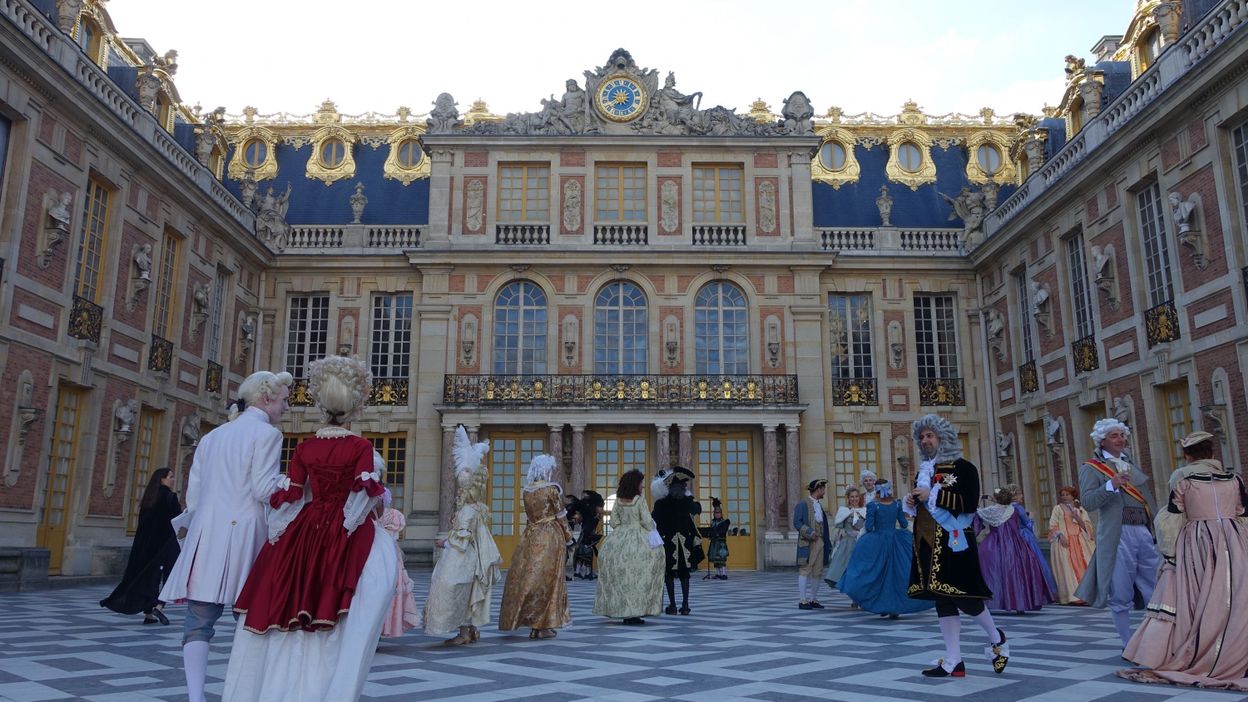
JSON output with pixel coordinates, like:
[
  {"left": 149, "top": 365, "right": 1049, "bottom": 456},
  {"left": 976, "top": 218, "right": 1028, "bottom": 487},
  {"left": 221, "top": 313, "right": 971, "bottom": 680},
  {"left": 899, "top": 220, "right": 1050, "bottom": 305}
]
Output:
[
  {"left": 370, "top": 294, "right": 413, "bottom": 379},
  {"left": 152, "top": 231, "right": 180, "bottom": 339},
  {"left": 493, "top": 281, "right": 547, "bottom": 374},
  {"left": 1233, "top": 123, "right": 1248, "bottom": 235},
  {"left": 695, "top": 281, "right": 748, "bottom": 374},
  {"left": 488, "top": 435, "right": 545, "bottom": 537},
  {"left": 279, "top": 433, "right": 313, "bottom": 474},
  {"left": 1028, "top": 422, "right": 1055, "bottom": 520},
  {"left": 285, "top": 295, "right": 329, "bottom": 378},
  {"left": 832, "top": 433, "right": 880, "bottom": 496},
  {"left": 126, "top": 409, "right": 159, "bottom": 534},
  {"left": 1066, "top": 232, "right": 1094, "bottom": 339},
  {"left": 692, "top": 165, "right": 744, "bottom": 223},
  {"left": 593, "top": 435, "right": 648, "bottom": 531},
  {"left": 696, "top": 435, "right": 752, "bottom": 538},
  {"left": 74, "top": 177, "right": 112, "bottom": 302},
  {"left": 594, "top": 282, "right": 647, "bottom": 374},
  {"left": 205, "top": 269, "right": 230, "bottom": 363},
  {"left": 1137, "top": 182, "right": 1174, "bottom": 307},
  {"left": 367, "top": 434, "right": 407, "bottom": 512},
  {"left": 595, "top": 164, "right": 646, "bottom": 221},
  {"left": 828, "top": 293, "right": 874, "bottom": 378},
  {"left": 498, "top": 164, "right": 549, "bottom": 222},
  {"left": 1015, "top": 271, "right": 1035, "bottom": 362},
  {"left": 913, "top": 294, "right": 959, "bottom": 379},
  {"left": 1161, "top": 383, "right": 1193, "bottom": 477}
]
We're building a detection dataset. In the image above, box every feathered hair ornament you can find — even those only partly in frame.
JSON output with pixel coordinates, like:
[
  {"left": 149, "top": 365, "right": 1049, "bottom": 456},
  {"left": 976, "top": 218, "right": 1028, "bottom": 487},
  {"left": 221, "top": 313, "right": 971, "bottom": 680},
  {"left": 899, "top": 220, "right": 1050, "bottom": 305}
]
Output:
[
  {"left": 452, "top": 425, "right": 490, "bottom": 488},
  {"left": 650, "top": 469, "right": 670, "bottom": 501}
]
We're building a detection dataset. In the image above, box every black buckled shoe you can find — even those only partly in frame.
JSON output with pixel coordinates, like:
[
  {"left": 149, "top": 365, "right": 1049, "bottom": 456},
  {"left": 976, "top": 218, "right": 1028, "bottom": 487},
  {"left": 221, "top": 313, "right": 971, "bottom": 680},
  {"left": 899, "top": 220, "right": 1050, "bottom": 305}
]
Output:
[
  {"left": 985, "top": 628, "right": 1009, "bottom": 674},
  {"left": 921, "top": 659, "right": 965, "bottom": 677}
]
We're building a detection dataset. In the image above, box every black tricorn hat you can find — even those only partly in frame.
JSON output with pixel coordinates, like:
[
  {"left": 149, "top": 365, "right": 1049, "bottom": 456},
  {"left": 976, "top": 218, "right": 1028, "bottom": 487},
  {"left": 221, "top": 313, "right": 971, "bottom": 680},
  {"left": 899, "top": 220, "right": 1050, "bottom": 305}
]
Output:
[
  {"left": 807, "top": 478, "right": 828, "bottom": 492},
  {"left": 665, "top": 465, "right": 696, "bottom": 483}
]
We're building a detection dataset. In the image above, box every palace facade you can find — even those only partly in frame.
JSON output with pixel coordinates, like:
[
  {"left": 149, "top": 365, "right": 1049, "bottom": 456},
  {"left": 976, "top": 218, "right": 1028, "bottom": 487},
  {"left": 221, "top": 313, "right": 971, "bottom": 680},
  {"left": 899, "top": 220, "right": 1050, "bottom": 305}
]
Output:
[{"left": 0, "top": 0, "right": 1244, "bottom": 581}]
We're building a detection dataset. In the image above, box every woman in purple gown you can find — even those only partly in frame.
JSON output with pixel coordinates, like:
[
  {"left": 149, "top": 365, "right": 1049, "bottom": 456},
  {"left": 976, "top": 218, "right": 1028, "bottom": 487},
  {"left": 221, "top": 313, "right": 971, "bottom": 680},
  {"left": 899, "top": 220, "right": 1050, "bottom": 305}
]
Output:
[
  {"left": 1006, "top": 483, "right": 1059, "bottom": 597},
  {"left": 974, "top": 487, "right": 1055, "bottom": 612}
]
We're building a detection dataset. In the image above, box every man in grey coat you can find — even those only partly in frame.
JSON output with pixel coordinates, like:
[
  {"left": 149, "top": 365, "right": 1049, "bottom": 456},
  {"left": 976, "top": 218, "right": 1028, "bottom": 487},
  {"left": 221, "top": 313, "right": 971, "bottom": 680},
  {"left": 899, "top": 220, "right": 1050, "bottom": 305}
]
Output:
[
  {"left": 794, "top": 479, "right": 831, "bottom": 609},
  {"left": 1073, "top": 417, "right": 1160, "bottom": 647}
]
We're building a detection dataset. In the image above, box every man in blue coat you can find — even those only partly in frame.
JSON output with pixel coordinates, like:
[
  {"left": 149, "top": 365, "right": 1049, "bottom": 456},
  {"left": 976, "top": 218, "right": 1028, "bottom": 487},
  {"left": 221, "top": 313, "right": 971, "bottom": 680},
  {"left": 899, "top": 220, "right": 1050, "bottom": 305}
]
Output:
[{"left": 794, "top": 478, "right": 832, "bottom": 609}]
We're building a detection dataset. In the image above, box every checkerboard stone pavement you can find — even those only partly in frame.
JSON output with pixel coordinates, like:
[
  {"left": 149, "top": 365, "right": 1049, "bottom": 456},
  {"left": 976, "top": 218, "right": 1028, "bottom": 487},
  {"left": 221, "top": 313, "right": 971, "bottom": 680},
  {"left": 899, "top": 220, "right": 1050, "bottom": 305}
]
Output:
[{"left": 1, "top": 569, "right": 1244, "bottom": 702}]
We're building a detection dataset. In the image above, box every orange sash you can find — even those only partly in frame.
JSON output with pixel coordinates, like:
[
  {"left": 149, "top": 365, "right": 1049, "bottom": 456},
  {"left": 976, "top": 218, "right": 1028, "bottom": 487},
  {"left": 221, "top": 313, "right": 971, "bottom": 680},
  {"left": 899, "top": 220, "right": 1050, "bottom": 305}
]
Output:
[{"left": 1086, "top": 457, "right": 1152, "bottom": 519}]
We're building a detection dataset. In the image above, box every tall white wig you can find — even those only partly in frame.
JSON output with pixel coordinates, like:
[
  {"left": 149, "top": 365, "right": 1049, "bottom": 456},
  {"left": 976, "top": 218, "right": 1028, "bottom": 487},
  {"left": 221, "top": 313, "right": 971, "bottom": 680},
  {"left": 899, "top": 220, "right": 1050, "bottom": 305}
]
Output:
[
  {"left": 307, "top": 355, "right": 371, "bottom": 425},
  {"left": 1090, "top": 418, "right": 1130, "bottom": 447},
  {"left": 912, "top": 413, "right": 962, "bottom": 462},
  {"left": 526, "top": 454, "right": 557, "bottom": 486},
  {"left": 860, "top": 469, "right": 878, "bottom": 482},
  {"left": 229, "top": 370, "right": 293, "bottom": 420}
]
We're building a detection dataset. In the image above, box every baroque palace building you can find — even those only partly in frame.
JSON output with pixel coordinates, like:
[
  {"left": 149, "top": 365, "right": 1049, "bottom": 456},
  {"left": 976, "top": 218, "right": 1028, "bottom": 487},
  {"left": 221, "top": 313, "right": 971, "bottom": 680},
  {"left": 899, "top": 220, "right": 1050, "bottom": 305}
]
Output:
[{"left": 0, "top": 0, "right": 1245, "bottom": 581}]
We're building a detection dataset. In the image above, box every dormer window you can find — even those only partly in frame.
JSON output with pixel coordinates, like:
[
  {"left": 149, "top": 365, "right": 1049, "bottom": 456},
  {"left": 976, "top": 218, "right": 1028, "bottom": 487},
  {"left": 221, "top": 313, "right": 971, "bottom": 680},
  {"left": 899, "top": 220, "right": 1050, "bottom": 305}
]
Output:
[
  {"left": 897, "top": 142, "right": 923, "bottom": 173},
  {"left": 242, "top": 139, "right": 268, "bottom": 169},
  {"left": 396, "top": 139, "right": 421, "bottom": 169},
  {"left": 1138, "top": 27, "right": 1162, "bottom": 72},
  {"left": 819, "top": 141, "right": 848, "bottom": 172},
  {"left": 977, "top": 144, "right": 1003, "bottom": 177},
  {"left": 75, "top": 17, "right": 104, "bottom": 65},
  {"left": 319, "top": 138, "right": 346, "bottom": 169}
]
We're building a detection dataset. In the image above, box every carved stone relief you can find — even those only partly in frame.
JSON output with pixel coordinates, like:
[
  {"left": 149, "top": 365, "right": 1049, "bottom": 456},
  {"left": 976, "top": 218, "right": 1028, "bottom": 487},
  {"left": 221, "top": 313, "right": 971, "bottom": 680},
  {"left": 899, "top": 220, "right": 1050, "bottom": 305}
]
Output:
[
  {"left": 562, "top": 179, "right": 582, "bottom": 234},
  {"left": 765, "top": 315, "right": 782, "bottom": 368},
  {"left": 1031, "top": 281, "right": 1053, "bottom": 338},
  {"left": 664, "top": 316, "right": 680, "bottom": 368},
  {"left": 5, "top": 370, "right": 38, "bottom": 486},
  {"left": 758, "top": 180, "right": 777, "bottom": 234},
  {"left": 460, "top": 314, "right": 478, "bottom": 368},
  {"left": 660, "top": 180, "right": 679, "bottom": 234},
  {"left": 180, "top": 414, "right": 201, "bottom": 448},
  {"left": 887, "top": 320, "right": 904, "bottom": 370},
  {"left": 1113, "top": 395, "right": 1134, "bottom": 430},
  {"left": 39, "top": 191, "right": 72, "bottom": 268},
  {"left": 562, "top": 315, "right": 579, "bottom": 367},
  {"left": 465, "top": 179, "right": 484, "bottom": 233},
  {"left": 337, "top": 315, "right": 355, "bottom": 356}
]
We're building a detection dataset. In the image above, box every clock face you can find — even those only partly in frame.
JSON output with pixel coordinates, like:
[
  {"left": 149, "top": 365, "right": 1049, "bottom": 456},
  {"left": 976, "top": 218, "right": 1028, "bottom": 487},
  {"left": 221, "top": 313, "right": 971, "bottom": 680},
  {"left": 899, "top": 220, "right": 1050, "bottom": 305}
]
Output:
[{"left": 596, "top": 76, "right": 646, "bottom": 122}]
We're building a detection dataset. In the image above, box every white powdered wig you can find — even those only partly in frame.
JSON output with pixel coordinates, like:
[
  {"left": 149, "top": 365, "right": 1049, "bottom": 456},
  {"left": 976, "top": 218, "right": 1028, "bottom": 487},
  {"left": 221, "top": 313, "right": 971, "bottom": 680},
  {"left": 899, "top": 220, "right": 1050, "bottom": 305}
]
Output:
[
  {"left": 1090, "top": 418, "right": 1130, "bottom": 447},
  {"left": 230, "top": 370, "right": 294, "bottom": 420},
  {"left": 526, "top": 454, "right": 557, "bottom": 486},
  {"left": 452, "top": 426, "right": 490, "bottom": 503},
  {"left": 307, "top": 355, "right": 371, "bottom": 425}
]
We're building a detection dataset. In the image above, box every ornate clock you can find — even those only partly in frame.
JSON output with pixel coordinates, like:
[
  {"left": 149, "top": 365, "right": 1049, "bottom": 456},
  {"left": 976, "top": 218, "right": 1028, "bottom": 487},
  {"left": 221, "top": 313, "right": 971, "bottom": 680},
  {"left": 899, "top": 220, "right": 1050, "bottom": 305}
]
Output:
[{"left": 595, "top": 75, "right": 647, "bottom": 123}]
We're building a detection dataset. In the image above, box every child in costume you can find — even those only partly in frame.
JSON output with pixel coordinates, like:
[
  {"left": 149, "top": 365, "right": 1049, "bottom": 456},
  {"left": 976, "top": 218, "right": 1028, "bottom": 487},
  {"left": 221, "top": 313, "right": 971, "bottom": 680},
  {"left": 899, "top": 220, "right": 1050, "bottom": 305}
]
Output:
[{"left": 708, "top": 497, "right": 731, "bottom": 579}]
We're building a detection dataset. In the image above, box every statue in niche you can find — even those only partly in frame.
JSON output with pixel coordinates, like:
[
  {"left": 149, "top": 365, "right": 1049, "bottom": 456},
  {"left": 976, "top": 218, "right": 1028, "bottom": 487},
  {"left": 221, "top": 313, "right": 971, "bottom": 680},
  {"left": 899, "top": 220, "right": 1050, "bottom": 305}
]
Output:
[
  {"left": 654, "top": 72, "right": 702, "bottom": 133},
  {"left": 887, "top": 320, "right": 904, "bottom": 369},
  {"left": 195, "top": 107, "right": 224, "bottom": 165},
  {"left": 875, "top": 185, "right": 893, "bottom": 226},
  {"left": 255, "top": 183, "right": 292, "bottom": 250},
  {"left": 349, "top": 182, "right": 367, "bottom": 224},
  {"left": 660, "top": 181, "right": 678, "bottom": 233},
  {"left": 238, "top": 314, "right": 256, "bottom": 362},
  {"left": 1169, "top": 191, "right": 1197, "bottom": 236},
  {"left": 758, "top": 181, "right": 777, "bottom": 233},
  {"left": 940, "top": 186, "right": 987, "bottom": 249},
  {"left": 47, "top": 191, "right": 72, "bottom": 232},
  {"left": 239, "top": 168, "right": 258, "bottom": 210},
  {"left": 780, "top": 91, "right": 814, "bottom": 135},
  {"left": 540, "top": 79, "right": 589, "bottom": 134},
  {"left": 426, "top": 93, "right": 461, "bottom": 133},
  {"left": 562, "top": 180, "right": 581, "bottom": 233},
  {"left": 984, "top": 308, "right": 1005, "bottom": 360},
  {"left": 114, "top": 399, "right": 139, "bottom": 434},
  {"left": 338, "top": 316, "right": 355, "bottom": 356},
  {"left": 133, "top": 243, "right": 152, "bottom": 282}
]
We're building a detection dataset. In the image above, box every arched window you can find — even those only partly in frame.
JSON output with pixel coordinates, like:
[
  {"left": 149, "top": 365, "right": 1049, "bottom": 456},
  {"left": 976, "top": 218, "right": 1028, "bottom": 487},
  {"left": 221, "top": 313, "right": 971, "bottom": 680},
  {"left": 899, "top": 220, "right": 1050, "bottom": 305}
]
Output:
[
  {"left": 594, "top": 281, "right": 647, "bottom": 374},
  {"left": 695, "top": 281, "right": 749, "bottom": 374},
  {"left": 976, "top": 144, "right": 1002, "bottom": 176},
  {"left": 242, "top": 139, "right": 268, "bottom": 169},
  {"left": 494, "top": 281, "right": 547, "bottom": 374}
]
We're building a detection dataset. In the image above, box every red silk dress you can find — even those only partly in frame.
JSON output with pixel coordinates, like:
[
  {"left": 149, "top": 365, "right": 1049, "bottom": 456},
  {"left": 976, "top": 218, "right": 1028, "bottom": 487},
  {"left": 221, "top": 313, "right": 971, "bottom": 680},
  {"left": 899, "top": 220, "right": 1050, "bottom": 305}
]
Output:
[{"left": 233, "top": 434, "right": 383, "bottom": 633}]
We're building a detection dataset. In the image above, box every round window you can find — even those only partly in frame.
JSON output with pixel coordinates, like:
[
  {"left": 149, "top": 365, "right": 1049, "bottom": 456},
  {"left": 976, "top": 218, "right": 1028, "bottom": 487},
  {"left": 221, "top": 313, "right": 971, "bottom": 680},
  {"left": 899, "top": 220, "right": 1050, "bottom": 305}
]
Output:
[
  {"left": 242, "top": 139, "right": 267, "bottom": 168},
  {"left": 977, "top": 144, "right": 1003, "bottom": 176},
  {"left": 397, "top": 139, "right": 422, "bottom": 169},
  {"left": 819, "top": 141, "right": 847, "bottom": 171},
  {"left": 897, "top": 142, "right": 923, "bottom": 172},
  {"left": 320, "top": 138, "right": 346, "bottom": 168}
]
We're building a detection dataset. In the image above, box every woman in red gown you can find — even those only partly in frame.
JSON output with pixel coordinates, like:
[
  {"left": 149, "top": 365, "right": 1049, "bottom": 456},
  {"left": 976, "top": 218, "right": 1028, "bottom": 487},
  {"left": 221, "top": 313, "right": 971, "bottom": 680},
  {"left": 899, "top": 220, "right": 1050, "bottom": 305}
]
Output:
[{"left": 224, "top": 355, "right": 397, "bottom": 701}]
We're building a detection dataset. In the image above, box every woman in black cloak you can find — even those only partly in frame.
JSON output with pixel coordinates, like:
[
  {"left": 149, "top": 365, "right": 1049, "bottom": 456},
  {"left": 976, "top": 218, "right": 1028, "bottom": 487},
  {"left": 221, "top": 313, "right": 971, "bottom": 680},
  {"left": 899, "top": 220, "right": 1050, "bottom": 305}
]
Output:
[{"left": 100, "top": 467, "right": 182, "bottom": 624}]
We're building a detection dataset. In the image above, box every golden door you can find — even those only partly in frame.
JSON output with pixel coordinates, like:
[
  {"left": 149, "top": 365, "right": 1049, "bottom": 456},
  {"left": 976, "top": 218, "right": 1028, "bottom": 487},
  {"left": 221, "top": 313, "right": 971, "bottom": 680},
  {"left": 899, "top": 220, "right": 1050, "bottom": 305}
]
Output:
[
  {"left": 487, "top": 433, "right": 545, "bottom": 568},
  {"left": 695, "top": 433, "right": 755, "bottom": 570},
  {"left": 37, "top": 387, "right": 84, "bottom": 575}
]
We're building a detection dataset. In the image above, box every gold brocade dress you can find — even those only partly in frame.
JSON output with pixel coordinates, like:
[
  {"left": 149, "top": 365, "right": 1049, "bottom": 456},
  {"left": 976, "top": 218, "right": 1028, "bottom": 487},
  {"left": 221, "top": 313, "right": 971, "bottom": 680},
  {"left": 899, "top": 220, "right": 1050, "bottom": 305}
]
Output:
[{"left": 498, "top": 483, "right": 573, "bottom": 631}]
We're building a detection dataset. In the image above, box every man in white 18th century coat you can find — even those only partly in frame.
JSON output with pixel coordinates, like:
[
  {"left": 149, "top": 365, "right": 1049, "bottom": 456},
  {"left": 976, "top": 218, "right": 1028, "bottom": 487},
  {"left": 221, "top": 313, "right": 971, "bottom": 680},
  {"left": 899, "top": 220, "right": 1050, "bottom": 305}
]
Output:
[{"left": 159, "top": 370, "right": 292, "bottom": 702}]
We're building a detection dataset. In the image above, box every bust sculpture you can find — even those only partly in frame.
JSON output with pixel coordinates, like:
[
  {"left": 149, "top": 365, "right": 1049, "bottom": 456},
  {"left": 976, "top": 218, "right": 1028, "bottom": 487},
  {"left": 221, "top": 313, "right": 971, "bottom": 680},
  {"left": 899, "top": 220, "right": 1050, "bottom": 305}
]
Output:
[
  {"left": 133, "top": 243, "right": 153, "bottom": 281},
  {"left": 47, "top": 191, "right": 72, "bottom": 231},
  {"left": 1168, "top": 191, "right": 1196, "bottom": 235}
]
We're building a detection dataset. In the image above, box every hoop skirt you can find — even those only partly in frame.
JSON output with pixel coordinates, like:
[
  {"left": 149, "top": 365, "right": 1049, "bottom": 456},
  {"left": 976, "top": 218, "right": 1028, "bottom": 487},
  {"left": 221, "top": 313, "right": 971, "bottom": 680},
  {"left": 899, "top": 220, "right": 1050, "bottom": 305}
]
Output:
[
  {"left": 839, "top": 501, "right": 934, "bottom": 615},
  {"left": 594, "top": 497, "right": 664, "bottom": 619},
  {"left": 498, "top": 484, "right": 572, "bottom": 631},
  {"left": 974, "top": 507, "right": 1055, "bottom": 612}
]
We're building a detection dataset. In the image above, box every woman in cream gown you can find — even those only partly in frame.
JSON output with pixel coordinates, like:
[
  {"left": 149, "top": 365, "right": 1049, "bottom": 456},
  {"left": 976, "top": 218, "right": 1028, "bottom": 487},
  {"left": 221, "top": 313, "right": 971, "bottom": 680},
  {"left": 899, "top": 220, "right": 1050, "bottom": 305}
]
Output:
[
  {"left": 498, "top": 455, "right": 572, "bottom": 638},
  {"left": 594, "top": 469, "right": 664, "bottom": 624},
  {"left": 1047, "top": 486, "right": 1095, "bottom": 604}
]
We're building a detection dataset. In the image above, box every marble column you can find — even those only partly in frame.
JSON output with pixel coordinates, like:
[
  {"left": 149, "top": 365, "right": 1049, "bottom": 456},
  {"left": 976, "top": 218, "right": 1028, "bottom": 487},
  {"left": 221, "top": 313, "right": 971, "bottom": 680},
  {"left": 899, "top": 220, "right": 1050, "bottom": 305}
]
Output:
[
  {"left": 762, "top": 424, "right": 781, "bottom": 534},
  {"left": 784, "top": 424, "right": 801, "bottom": 535},
  {"left": 438, "top": 425, "right": 456, "bottom": 530},
  {"left": 548, "top": 423, "right": 565, "bottom": 486},
  {"left": 677, "top": 424, "right": 693, "bottom": 469},
  {"left": 570, "top": 424, "right": 586, "bottom": 496},
  {"left": 655, "top": 424, "right": 671, "bottom": 471},
  {"left": 467, "top": 425, "right": 479, "bottom": 443}
]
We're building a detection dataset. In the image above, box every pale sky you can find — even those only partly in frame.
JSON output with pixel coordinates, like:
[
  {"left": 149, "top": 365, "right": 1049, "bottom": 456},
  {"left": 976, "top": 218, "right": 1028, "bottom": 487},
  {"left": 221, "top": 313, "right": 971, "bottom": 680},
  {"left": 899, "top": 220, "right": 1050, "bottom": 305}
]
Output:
[{"left": 105, "top": 0, "right": 1135, "bottom": 119}]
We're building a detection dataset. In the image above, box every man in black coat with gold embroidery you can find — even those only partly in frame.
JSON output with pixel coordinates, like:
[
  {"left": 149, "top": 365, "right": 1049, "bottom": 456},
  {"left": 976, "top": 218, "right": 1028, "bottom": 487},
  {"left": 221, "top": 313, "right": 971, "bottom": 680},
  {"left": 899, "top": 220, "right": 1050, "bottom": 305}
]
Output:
[{"left": 905, "top": 414, "right": 1009, "bottom": 678}]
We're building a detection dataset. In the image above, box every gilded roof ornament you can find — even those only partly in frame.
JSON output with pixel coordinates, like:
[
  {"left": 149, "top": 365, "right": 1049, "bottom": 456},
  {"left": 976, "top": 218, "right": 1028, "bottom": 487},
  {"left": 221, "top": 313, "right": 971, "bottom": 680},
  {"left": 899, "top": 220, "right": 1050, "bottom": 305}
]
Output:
[{"left": 748, "top": 98, "right": 774, "bottom": 123}]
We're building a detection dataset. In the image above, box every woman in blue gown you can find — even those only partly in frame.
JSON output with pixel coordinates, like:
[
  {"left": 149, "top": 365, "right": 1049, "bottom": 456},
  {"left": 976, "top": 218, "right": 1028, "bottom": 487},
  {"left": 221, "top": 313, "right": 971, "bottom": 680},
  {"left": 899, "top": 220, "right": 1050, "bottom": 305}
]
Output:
[
  {"left": 838, "top": 481, "right": 935, "bottom": 617},
  {"left": 1006, "top": 483, "right": 1059, "bottom": 597}
]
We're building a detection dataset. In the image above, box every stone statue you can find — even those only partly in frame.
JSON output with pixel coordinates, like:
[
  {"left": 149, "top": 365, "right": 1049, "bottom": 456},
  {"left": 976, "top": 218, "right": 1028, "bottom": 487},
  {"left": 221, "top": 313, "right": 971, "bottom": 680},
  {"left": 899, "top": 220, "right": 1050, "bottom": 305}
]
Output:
[
  {"left": 1063, "top": 55, "right": 1086, "bottom": 79},
  {"left": 780, "top": 91, "right": 814, "bottom": 135},
  {"left": 349, "top": 182, "right": 367, "bottom": 224},
  {"left": 192, "top": 283, "right": 210, "bottom": 315},
  {"left": 539, "top": 79, "right": 589, "bottom": 134},
  {"left": 238, "top": 314, "right": 256, "bottom": 362},
  {"left": 195, "top": 106, "right": 225, "bottom": 165},
  {"left": 1113, "top": 396, "right": 1133, "bottom": 427},
  {"left": 1168, "top": 191, "right": 1196, "bottom": 236},
  {"left": 1029, "top": 281, "right": 1050, "bottom": 318},
  {"left": 1079, "top": 80, "right": 1104, "bottom": 117},
  {"left": 47, "top": 191, "right": 72, "bottom": 231},
  {"left": 984, "top": 308, "right": 1005, "bottom": 360},
  {"left": 941, "top": 187, "right": 987, "bottom": 249},
  {"left": 239, "top": 168, "right": 258, "bottom": 210},
  {"left": 154, "top": 49, "right": 178, "bottom": 76},
  {"left": 1091, "top": 244, "right": 1112, "bottom": 280},
  {"left": 654, "top": 71, "right": 702, "bottom": 133},
  {"left": 426, "top": 93, "right": 461, "bottom": 133},
  {"left": 1044, "top": 416, "right": 1063, "bottom": 446},
  {"left": 133, "top": 243, "right": 152, "bottom": 281},
  {"left": 465, "top": 179, "right": 484, "bottom": 233},
  {"left": 114, "top": 399, "right": 139, "bottom": 434},
  {"left": 875, "top": 185, "right": 893, "bottom": 226},
  {"left": 981, "top": 181, "right": 1000, "bottom": 211},
  {"left": 135, "top": 67, "right": 162, "bottom": 113},
  {"left": 181, "top": 415, "right": 200, "bottom": 448},
  {"left": 255, "top": 183, "right": 292, "bottom": 249},
  {"left": 996, "top": 432, "right": 1013, "bottom": 458}
]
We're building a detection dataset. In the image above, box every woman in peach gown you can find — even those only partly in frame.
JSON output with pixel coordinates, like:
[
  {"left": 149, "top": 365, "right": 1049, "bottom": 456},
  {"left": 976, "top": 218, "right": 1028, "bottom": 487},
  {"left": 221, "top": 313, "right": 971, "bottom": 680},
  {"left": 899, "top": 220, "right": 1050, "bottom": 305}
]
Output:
[{"left": 1047, "top": 486, "right": 1094, "bottom": 604}]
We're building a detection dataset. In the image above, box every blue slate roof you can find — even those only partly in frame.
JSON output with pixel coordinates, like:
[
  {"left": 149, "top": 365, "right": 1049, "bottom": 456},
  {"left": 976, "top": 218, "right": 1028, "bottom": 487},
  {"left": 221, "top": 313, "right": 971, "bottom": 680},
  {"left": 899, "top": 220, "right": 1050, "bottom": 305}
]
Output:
[
  {"left": 812, "top": 144, "right": 1016, "bottom": 229},
  {"left": 1097, "top": 61, "right": 1133, "bottom": 105},
  {"left": 1041, "top": 117, "right": 1067, "bottom": 159}
]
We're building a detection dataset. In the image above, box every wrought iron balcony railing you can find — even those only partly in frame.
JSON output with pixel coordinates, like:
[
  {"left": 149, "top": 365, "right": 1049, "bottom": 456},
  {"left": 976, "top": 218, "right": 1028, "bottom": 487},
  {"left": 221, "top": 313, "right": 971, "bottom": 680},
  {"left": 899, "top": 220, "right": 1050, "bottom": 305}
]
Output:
[
  {"left": 368, "top": 377, "right": 409, "bottom": 406},
  {"left": 443, "top": 374, "right": 799, "bottom": 407},
  {"left": 148, "top": 334, "right": 174, "bottom": 374},
  {"left": 68, "top": 295, "right": 103, "bottom": 343},
  {"left": 1072, "top": 334, "right": 1099, "bottom": 373},
  {"left": 1017, "top": 360, "right": 1038, "bottom": 394},
  {"left": 205, "top": 361, "right": 223, "bottom": 394},
  {"left": 289, "top": 378, "right": 314, "bottom": 406},
  {"left": 1144, "top": 299, "right": 1181, "bottom": 347},
  {"left": 918, "top": 377, "right": 966, "bottom": 406},
  {"left": 831, "top": 377, "right": 877, "bottom": 406}
]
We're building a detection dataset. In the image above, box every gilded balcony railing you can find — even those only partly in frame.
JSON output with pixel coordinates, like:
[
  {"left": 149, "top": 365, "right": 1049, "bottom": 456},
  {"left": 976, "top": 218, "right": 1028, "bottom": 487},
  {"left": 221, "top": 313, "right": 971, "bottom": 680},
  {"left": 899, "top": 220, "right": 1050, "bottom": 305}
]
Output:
[
  {"left": 831, "top": 377, "right": 877, "bottom": 406},
  {"left": 289, "top": 378, "right": 314, "bottom": 406},
  {"left": 918, "top": 377, "right": 965, "bottom": 406},
  {"left": 68, "top": 295, "right": 103, "bottom": 343},
  {"left": 148, "top": 334, "right": 174, "bottom": 374},
  {"left": 1017, "top": 360, "right": 1038, "bottom": 394},
  {"left": 1072, "top": 335, "right": 1099, "bottom": 373},
  {"left": 368, "top": 377, "right": 409, "bottom": 406},
  {"left": 1144, "top": 299, "right": 1181, "bottom": 347},
  {"left": 205, "top": 361, "right": 223, "bottom": 394},
  {"left": 442, "top": 374, "right": 799, "bottom": 407}
]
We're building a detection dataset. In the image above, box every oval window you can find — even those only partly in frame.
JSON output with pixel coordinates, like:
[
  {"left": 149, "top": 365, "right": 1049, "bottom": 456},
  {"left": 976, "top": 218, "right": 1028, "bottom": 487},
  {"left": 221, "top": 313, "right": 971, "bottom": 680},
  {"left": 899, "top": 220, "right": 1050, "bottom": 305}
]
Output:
[
  {"left": 897, "top": 142, "right": 923, "bottom": 172},
  {"left": 320, "top": 138, "right": 346, "bottom": 168},
  {"left": 242, "top": 139, "right": 267, "bottom": 168},
  {"left": 819, "top": 141, "right": 847, "bottom": 171},
  {"left": 397, "top": 139, "right": 422, "bottom": 169},
  {"left": 977, "top": 144, "right": 1002, "bottom": 176}
]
